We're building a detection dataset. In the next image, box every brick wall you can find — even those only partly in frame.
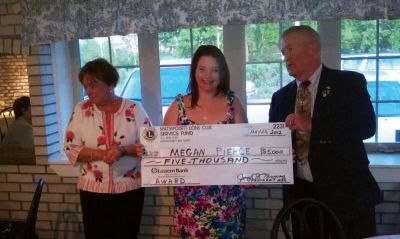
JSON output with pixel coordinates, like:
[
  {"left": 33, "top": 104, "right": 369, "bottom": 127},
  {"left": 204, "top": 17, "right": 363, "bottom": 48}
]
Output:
[
  {"left": 0, "top": 167, "right": 399, "bottom": 239},
  {"left": 27, "top": 44, "right": 60, "bottom": 163},
  {"left": 0, "top": 166, "right": 83, "bottom": 239},
  {"left": 0, "top": 55, "right": 29, "bottom": 106},
  {"left": 0, "top": 0, "right": 25, "bottom": 55},
  {"left": 0, "top": 0, "right": 30, "bottom": 108},
  {"left": 376, "top": 181, "right": 400, "bottom": 234}
]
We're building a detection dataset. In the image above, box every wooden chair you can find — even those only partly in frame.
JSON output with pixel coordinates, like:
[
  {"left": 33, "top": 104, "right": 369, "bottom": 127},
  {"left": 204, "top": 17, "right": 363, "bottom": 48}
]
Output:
[
  {"left": 0, "top": 178, "right": 44, "bottom": 239},
  {"left": 0, "top": 107, "right": 13, "bottom": 141},
  {"left": 270, "top": 198, "right": 345, "bottom": 239}
]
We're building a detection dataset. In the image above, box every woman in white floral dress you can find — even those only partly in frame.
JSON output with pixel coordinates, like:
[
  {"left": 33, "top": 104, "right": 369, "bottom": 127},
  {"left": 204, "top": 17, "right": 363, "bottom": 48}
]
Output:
[{"left": 64, "top": 58, "right": 151, "bottom": 239}]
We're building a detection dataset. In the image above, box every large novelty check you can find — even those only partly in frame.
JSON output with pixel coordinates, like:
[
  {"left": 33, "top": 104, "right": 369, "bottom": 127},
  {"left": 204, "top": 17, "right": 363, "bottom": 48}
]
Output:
[{"left": 140, "top": 123, "right": 293, "bottom": 187}]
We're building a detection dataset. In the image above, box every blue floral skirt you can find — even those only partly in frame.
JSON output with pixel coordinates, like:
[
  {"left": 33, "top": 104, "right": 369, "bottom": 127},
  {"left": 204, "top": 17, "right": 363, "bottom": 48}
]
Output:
[{"left": 173, "top": 185, "right": 245, "bottom": 239}]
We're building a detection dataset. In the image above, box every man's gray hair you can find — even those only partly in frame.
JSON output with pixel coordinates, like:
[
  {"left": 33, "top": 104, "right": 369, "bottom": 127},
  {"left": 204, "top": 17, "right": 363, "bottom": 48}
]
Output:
[{"left": 281, "top": 25, "right": 321, "bottom": 48}]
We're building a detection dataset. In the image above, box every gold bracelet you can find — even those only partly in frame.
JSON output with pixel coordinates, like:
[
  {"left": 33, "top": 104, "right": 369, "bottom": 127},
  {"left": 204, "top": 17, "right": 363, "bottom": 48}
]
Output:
[{"left": 90, "top": 150, "right": 93, "bottom": 161}]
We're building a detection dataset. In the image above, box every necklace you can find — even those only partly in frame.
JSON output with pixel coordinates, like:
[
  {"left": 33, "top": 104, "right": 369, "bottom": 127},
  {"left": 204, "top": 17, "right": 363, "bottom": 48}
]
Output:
[{"left": 97, "top": 97, "right": 118, "bottom": 111}]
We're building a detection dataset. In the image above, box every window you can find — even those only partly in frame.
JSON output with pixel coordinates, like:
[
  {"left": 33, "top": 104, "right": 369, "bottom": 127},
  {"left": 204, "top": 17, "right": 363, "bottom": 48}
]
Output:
[
  {"left": 79, "top": 27, "right": 225, "bottom": 117},
  {"left": 245, "top": 21, "right": 317, "bottom": 123},
  {"left": 158, "top": 26, "right": 223, "bottom": 115},
  {"left": 79, "top": 34, "right": 140, "bottom": 97},
  {"left": 77, "top": 19, "right": 399, "bottom": 146},
  {"left": 119, "top": 61, "right": 191, "bottom": 108},
  {"left": 341, "top": 19, "right": 400, "bottom": 143}
]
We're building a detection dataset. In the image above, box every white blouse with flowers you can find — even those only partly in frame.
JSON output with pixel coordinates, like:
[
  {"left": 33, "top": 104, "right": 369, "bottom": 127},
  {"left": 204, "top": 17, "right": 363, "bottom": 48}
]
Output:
[{"left": 64, "top": 99, "right": 151, "bottom": 194}]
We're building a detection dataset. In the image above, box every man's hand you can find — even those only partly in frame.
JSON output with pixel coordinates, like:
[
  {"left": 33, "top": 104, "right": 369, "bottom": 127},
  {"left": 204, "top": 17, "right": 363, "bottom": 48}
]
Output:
[{"left": 285, "top": 113, "right": 312, "bottom": 131}]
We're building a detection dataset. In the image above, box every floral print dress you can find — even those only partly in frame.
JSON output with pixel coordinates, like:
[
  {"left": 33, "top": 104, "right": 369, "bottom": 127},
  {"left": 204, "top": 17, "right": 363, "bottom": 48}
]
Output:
[
  {"left": 174, "top": 91, "right": 246, "bottom": 239},
  {"left": 64, "top": 99, "right": 151, "bottom": 194}
]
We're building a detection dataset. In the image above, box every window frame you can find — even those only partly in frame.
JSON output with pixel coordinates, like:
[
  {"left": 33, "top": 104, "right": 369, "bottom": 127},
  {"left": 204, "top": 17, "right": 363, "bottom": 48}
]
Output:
[
  {"left": 341, "top": 19, "right": 400, "bottom": 146},
  {"left": 243, "top": 20, "right": 399, "bottom": 149},
  {"left": 244, "top": 22, "right": 316, "bottom": 123},
  {"left": 158, "top": 26, "right": 223, "bottom": 112},
  {"left": 72, "top": 20, "right": 400, "bottom": 156},
  {"left": 78, "top": 35, "right": 141, "bottom": 99}
]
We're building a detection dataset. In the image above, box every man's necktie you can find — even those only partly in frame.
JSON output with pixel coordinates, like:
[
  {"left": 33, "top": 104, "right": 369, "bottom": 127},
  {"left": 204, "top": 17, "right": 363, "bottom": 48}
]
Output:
[{"left": 295, "top": 81, "right": 311, "bottom": 164}]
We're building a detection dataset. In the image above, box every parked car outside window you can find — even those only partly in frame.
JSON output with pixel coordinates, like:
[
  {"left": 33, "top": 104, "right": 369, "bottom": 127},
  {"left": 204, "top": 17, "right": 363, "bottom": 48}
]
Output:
[
  {"left": 120, "top": 64, "right": 257, "bottom": 106},
  {"left": 341, "top": 53, "right": 400, "bottom": 142},
  {"left": 341, "top": 53, "right": 400, "bottom": 83},
  {"left": 341, "top": 53, "right": 400, "bottom": 115}
]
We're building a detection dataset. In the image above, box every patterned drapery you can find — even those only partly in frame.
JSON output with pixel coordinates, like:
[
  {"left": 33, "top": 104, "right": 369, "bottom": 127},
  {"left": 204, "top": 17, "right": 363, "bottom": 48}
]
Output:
[{"left": 21, "top": 0, "right": 400, "bottom": 45}]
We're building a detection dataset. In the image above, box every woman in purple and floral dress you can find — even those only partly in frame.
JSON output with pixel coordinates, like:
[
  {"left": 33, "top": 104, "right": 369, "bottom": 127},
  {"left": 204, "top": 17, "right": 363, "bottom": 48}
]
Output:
[
  {"left": 164, "top": 45, "right": 248, "bottom": 238},
  {"left": 64, "top": 58, "right": 151, "bottom": 239}
]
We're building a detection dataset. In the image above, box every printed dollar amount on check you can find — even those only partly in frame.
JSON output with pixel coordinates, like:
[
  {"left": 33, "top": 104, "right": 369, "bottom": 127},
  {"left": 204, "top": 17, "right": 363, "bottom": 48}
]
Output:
[{"left": 140, "top": 123, "right": 293, "bottom": 187}]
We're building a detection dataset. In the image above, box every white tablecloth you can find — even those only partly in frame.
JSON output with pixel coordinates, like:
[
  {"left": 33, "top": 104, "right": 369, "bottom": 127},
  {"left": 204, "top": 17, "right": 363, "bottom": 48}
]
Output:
[{"left": 364, "top": 235, "right": 400, "bottom": 239}]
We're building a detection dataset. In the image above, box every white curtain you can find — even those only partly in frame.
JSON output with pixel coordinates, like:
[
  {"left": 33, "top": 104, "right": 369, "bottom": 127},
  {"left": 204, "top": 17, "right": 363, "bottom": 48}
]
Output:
[{"left": 21, "top": 0, "right": 400, "bottom": 45}]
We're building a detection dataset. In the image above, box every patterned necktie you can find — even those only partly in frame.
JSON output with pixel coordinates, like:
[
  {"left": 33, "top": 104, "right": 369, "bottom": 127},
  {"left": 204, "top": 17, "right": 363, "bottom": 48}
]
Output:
[{"left": 295, "top": 81, "right": 311, "bottom": 164}]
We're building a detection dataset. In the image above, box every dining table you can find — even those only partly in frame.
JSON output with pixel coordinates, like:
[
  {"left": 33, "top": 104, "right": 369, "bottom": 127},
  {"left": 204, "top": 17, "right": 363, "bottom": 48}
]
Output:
[{"left": 364, "top": 235, "right": 400, "bottom": 239}]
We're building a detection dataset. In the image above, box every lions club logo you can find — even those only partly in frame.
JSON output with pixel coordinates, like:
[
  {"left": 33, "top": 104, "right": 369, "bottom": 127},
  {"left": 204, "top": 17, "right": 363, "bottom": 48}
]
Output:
[{"left": 143, "top": 127, "right": 157, "bottom": 142}]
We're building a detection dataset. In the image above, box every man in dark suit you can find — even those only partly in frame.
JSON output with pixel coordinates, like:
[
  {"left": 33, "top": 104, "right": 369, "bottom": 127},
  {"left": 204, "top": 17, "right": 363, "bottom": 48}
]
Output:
[{"left": 269, "top": 25, "right": 382, "bottom": 239}]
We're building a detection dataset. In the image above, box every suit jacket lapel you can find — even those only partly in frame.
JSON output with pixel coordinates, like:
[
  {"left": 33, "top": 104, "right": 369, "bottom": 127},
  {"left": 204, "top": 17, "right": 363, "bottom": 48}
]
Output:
[
  {"left": 313, "top": 65, "right": 331, "bottom": 118},
  {"left": 284, "top": 81, "right": 298, "bottom": 116},
  {"left": 286, "top": 81, "right": 298, "bottom": 176}
]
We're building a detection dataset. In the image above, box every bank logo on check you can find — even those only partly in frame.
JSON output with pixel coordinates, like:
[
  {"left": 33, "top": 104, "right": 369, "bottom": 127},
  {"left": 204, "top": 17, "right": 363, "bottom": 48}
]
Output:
[{"left": 142, "top": 127, "right": 158, "bottom": 142}]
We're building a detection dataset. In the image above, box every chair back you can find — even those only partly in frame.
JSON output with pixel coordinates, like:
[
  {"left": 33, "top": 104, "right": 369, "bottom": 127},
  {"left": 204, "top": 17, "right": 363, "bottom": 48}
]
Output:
[
  {"left": 0, "top": 107, "right": 13, "bottom": 141},
  {"left": 23, "top": 178, "right": 44, "bottom": 239},
  {"left": 0, "top": 107, "right": 13, "bottom": 129},
  {"left": 270, "top": 198, "right": 345, "bottom": 239}
]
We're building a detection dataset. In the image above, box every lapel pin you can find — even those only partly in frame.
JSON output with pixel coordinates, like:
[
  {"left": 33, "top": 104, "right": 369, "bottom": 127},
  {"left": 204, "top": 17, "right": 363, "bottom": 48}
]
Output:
[{"left": 322, "top": 86, "right": 331, "bottom": 97}]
